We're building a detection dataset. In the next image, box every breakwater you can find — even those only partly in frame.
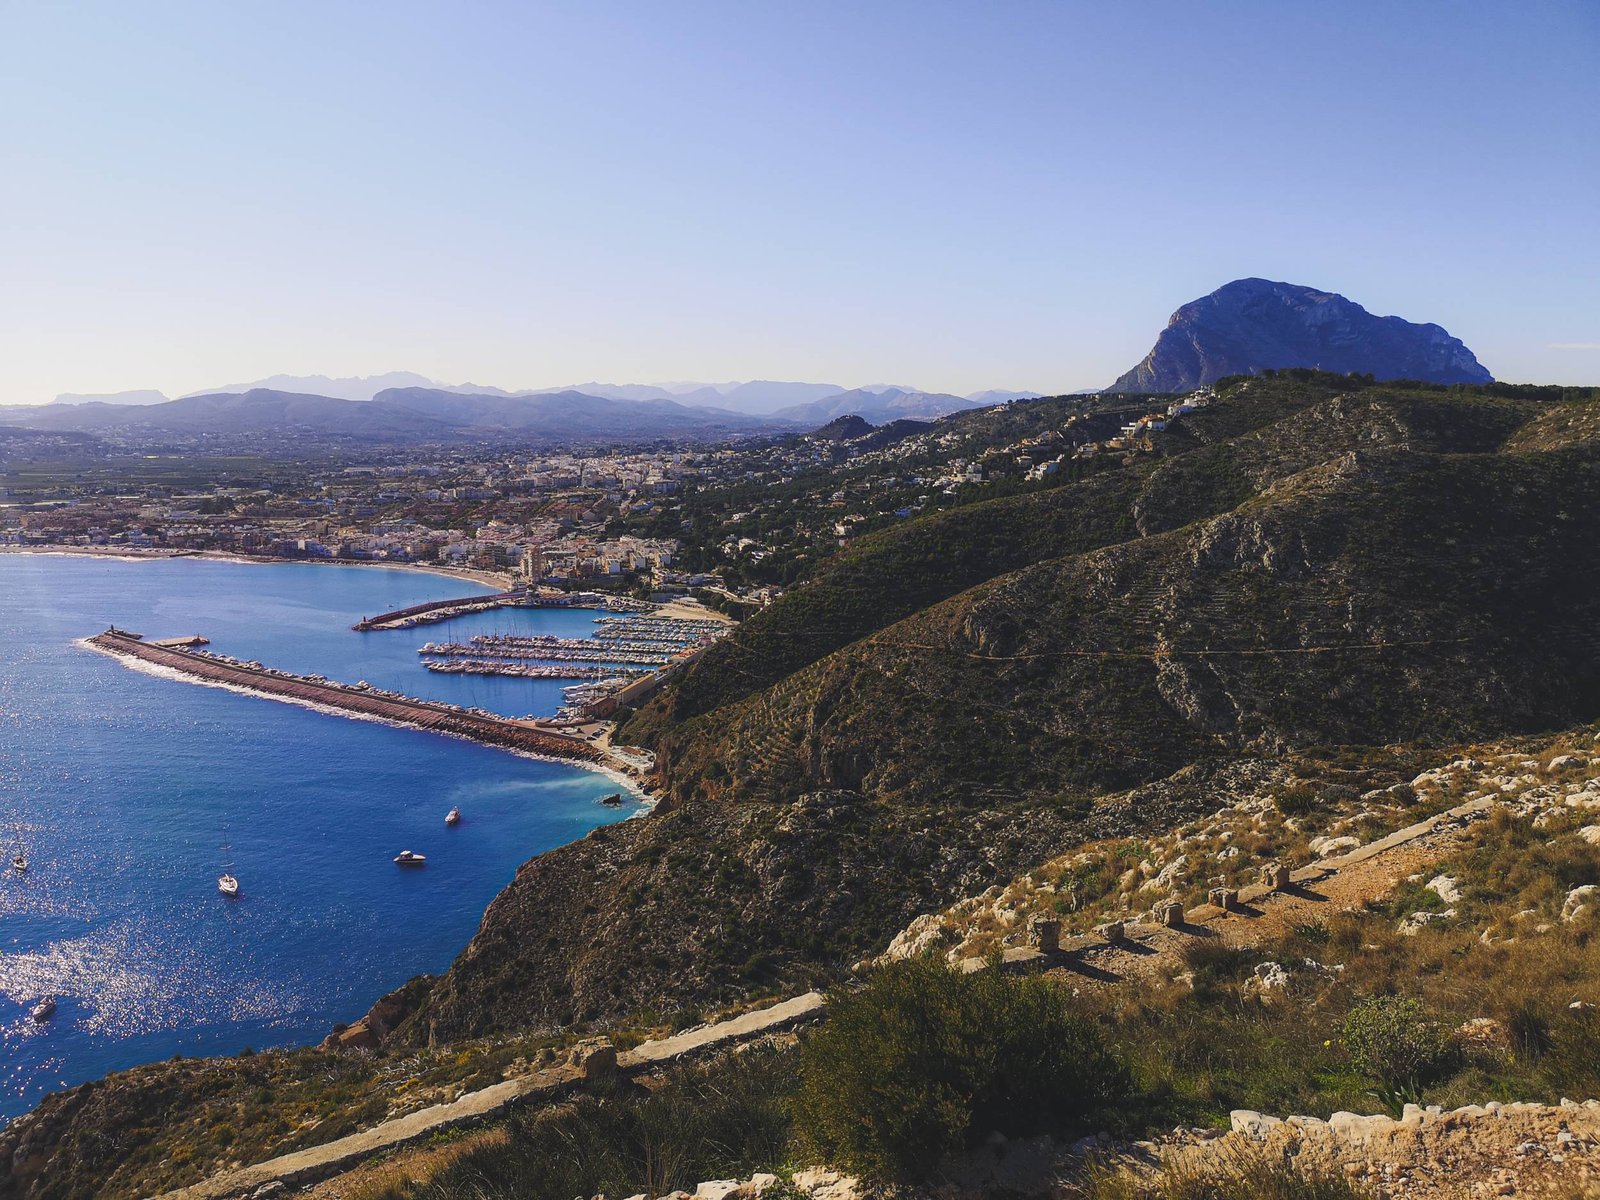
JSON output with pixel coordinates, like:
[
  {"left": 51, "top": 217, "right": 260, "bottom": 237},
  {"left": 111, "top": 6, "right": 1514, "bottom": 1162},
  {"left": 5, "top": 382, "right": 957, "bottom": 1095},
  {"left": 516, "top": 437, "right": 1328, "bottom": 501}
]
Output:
[
  {"left": 88, "top": 629, "right": 606, "bottom": 764},
  {"left": 354, "top": 590, "right": 526, "bottom": 631}
]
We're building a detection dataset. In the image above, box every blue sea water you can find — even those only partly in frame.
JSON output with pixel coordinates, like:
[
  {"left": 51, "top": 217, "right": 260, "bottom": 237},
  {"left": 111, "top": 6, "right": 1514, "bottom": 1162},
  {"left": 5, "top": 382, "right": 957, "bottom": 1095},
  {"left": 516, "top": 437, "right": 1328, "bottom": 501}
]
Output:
[{"left": 0, "top": 555, "right": 643, "bottom": 1121}]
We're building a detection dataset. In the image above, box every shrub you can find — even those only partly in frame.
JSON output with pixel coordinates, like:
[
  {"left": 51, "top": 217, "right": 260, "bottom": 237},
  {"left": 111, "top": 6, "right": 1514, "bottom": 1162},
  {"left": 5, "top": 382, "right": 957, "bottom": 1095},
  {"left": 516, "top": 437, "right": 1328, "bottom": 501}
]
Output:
[
  {"left": 792, "top": 959, "right": 1128, "bottom": 1184},
  {"left": 1275, "top": 785, "right": 1319, "bottom": 818},
  {"left": 1540, "top": 1006, "right": 1600, "bottom": 1098},
  {"left": 1181, "top": 940, "right": 1257, "bottom": 1003},
  {"left": 1340, "top": 996, "right": 1455, "bottom": 1086},
  {"left": 411, "top": 1047, "right": 795, "bottom": 1200}
]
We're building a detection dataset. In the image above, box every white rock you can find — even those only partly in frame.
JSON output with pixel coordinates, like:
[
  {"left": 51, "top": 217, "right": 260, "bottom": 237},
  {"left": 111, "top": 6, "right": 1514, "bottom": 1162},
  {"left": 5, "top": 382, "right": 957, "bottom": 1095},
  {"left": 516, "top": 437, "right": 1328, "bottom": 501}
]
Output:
[
  {"left": 1427, "top": 874, "right": 1463, "bottom": 904},
  {"left": 1561, "top": 885, "right": 1597, "bottom": 923},
  {"left": 1399, "top": 908, "right": 1456, "bottom": 935},
  {"left": 1250, "top": 962, "right": 1291, "bottom": 992},
  {"left": 792, "top": 1169, "right": 844, "bottom": 1193},
  {"left": 1230, "top": 1110, "right": 1283, "bottom": 1139},
  {"left": 1310, "top": 835, "right": 1361, "bottom": 858},
  {"left": 696, "top": 1181, "right": 744, "bottom": 1200},
  {"left": 882, "top": 913, "right": 955, "bottom": 961},
  {"left": 1547, "top": 754, "right": 1584, "bottom": 771},
  {"left": 1329, "top": 1111, "right": 1394, "bottom": 1145},
  {"left": 1578, "top": 825, "right": 1600, "bottom": 846},
  {"left": 1152, "top": 855, "right": 1189, "bottom": 889}
]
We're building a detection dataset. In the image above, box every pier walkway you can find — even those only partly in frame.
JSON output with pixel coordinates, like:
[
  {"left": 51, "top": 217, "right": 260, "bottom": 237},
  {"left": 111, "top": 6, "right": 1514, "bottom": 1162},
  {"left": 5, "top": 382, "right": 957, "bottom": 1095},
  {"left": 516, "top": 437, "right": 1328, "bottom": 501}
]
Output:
[{"left": 87, "top": 629, "right": 608, "bottom": 767}]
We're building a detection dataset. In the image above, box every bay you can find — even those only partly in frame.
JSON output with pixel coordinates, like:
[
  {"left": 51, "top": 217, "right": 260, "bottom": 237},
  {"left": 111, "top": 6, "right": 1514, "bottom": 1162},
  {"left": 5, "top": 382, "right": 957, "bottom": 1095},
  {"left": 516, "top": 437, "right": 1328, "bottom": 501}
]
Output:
[{"left": 0, "top": 554, "right": 640, "bottom": 1121}]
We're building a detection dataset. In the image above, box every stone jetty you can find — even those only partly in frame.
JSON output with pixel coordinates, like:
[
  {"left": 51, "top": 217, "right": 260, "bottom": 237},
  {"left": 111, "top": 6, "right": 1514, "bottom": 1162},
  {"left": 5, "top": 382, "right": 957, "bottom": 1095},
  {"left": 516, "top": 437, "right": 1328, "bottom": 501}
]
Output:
[{"left": 87, "top": 629, "right": 606, "bottom": 765}]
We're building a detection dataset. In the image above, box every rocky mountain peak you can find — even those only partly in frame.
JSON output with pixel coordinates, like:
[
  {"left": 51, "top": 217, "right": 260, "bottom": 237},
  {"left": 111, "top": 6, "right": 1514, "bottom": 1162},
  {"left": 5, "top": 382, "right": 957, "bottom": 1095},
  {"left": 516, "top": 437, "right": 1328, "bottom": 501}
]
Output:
[{"left": 1106, "top": 278, "right": 1493, "bottom": 393}]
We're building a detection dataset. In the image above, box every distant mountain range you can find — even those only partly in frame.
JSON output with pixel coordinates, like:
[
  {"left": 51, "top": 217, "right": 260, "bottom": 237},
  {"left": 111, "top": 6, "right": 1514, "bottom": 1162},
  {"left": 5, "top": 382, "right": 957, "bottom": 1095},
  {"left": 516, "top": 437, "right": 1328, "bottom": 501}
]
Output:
[
  {"left": 49, "top": 375, "right": 1041, "bottom": 416},
  {"left": 54, "top": 389, "right": 172, "bottom": 406},
  {"left": 6, "top": 377, "right": 1048, "bottom": 446},
  {"left": 1106, "top": 278, "right": 1494, "bottom": 393},
  {"left": 0, "top": 387, "right": 780, "bottom": 446},
  {"left": 176, "top": 372, "right": 440, "bottom": 402},
  {"left": 773, "top": 386, "right": 993, "bottom": 424}
]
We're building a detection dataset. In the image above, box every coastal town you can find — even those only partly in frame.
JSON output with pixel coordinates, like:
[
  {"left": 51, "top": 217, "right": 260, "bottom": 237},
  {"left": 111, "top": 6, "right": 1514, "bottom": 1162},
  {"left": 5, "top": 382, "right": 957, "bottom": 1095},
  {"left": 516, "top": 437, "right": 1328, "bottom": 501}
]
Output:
[{"left": 0, "top": 390, "right": 1199, "bottom": 617}]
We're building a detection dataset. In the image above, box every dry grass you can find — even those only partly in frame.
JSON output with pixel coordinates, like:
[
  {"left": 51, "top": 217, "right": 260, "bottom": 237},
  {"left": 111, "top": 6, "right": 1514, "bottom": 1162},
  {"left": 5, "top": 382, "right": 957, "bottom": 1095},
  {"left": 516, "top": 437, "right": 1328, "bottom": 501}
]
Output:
[
  {"left": 311, "top": 1129, "right": 511, "bottom": 1200},
  {"left": 1075, "top": 1147, "right": 1371, "bottom": 1200}
]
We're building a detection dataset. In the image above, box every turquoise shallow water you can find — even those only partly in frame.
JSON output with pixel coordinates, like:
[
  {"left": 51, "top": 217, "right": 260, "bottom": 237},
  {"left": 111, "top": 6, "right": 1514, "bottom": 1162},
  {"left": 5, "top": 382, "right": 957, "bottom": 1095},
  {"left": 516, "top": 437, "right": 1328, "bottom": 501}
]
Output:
[{"left": 0, "top": 555, "right": 641, "bottom": 1121}]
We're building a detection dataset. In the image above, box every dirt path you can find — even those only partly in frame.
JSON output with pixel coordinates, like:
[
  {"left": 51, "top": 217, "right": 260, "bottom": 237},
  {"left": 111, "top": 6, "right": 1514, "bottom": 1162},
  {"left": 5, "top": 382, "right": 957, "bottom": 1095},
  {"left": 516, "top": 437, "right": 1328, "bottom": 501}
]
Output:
[{"left": 154, "top": 993, "right": 825, "bottom": 1200}]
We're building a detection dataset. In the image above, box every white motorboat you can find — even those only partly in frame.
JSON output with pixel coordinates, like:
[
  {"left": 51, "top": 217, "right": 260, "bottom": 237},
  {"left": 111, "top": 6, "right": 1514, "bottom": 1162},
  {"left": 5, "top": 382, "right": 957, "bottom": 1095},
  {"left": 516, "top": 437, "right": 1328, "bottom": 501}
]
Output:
[
  {"left": 394, "top": 850, "right": 427, "bottom": 866},
  {"left": 218, "top": 873, "right": 240, "bottom": 897},
  {"left": 10, "top": 854, "right": 25, "bottom": 873},
  {"left": 445, "top": 806, "right": 461, "bottom": 826},
  {"left": 31, "top": 996, "right": 55, "bottom": 1023}
]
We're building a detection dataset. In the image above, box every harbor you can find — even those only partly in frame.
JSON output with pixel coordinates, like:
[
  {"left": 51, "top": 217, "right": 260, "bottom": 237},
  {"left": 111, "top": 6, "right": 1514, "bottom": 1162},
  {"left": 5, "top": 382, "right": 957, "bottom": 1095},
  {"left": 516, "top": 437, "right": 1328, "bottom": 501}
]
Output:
[{"left": 1, "top": 553, "right": 654, "bottom": 1122}]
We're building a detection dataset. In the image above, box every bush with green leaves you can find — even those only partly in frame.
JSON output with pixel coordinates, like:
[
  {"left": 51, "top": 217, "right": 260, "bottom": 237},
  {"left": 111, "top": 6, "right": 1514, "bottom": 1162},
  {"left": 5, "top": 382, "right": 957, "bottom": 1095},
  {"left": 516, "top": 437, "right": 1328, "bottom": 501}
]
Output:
[
  {"left": 792, "top": 959, "right": 1128, "bottom": 1184},
  {"left": 1340, "top": 995, "right": 1455, "bottom": 1087}
]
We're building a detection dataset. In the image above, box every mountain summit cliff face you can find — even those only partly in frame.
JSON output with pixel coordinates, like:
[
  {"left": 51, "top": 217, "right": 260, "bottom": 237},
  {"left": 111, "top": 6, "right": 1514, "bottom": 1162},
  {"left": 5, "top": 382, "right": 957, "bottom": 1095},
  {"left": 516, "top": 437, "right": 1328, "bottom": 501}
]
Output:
[{"left": 1106, "top": 278, "right": 1493, "bottom": 393}]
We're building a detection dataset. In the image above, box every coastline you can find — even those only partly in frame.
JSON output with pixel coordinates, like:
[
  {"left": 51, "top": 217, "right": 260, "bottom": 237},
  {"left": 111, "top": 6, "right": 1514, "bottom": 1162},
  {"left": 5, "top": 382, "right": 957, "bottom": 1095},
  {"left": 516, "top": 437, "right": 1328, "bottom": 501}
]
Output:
[
  {"left": 0, "top": 544, "right": 517, "bottom": 591},
  {"left": 12, "top": 545, "right": 676, "bottom": 802}
]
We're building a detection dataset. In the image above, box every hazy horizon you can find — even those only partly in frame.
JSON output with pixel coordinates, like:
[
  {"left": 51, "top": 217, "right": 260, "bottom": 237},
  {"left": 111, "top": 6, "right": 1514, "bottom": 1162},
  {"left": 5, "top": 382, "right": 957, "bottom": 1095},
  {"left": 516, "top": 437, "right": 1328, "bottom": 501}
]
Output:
[
  {"left": 2, "top": 2, "right": 1596, "bottom": 406},
  {"left": 15, "top": 374, "right": 1051, "bottom": 408}
]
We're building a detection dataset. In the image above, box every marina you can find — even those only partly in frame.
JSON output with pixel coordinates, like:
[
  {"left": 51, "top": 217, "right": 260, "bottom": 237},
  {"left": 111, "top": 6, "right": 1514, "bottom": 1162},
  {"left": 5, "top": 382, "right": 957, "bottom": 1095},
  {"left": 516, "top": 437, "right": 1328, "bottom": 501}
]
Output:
[
  {"left": 419, "top": 637, "right": 678, "bottom": 665},
  {"left": 422, "top": 659, "right": 649, "bottom": 680},
  {"left": 411, "top": 611, "right": 731, "bottom": 715}
]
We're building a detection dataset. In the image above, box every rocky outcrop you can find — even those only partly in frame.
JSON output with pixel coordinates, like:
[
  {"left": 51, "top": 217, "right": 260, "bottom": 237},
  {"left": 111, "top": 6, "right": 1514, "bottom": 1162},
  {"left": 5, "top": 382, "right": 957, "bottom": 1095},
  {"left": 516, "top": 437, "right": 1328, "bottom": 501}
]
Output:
[
  {"left": 1106, "top": 278, "right": 1493, "bottom": 393},
  {"left": 658, "top": 1099, "right": 1600, "bottom": 1200}
]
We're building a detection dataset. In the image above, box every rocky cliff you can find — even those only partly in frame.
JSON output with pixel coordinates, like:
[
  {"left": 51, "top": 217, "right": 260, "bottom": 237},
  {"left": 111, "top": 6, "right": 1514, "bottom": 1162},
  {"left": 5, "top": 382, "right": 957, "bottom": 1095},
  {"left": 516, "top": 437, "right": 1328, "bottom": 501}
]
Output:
[{"left": 1106, "top": 278, "right": 1493, "bottom": 393}]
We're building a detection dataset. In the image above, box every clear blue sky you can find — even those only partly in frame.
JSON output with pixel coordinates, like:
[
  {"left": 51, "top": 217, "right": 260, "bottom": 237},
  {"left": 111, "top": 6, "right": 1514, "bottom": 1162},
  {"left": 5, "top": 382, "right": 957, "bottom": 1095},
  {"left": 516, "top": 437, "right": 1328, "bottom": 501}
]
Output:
[{"left": 2, "top": 0, "right": 1596, "bottom": 403}]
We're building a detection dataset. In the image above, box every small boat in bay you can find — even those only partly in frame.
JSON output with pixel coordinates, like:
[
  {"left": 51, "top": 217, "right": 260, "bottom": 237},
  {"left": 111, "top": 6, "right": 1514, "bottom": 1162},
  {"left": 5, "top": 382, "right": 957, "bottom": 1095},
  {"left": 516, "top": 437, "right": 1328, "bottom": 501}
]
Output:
[
  {"left": 394, "top": 850, "right": 426, "bottom": 866},
  {"left": 31, "top": 997, "right": 55, "bottom": 1023},
  {"left": 10, "top": 827, "right": 25, "bottom": 873},
  {"left": 445, "top": 806, "right": 461, "bottom": 826},
  {"left": 218, "top": 873, "right": 240, "bottom": 897}
]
